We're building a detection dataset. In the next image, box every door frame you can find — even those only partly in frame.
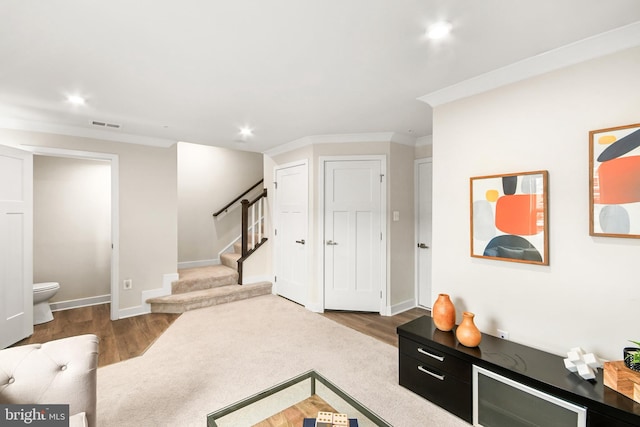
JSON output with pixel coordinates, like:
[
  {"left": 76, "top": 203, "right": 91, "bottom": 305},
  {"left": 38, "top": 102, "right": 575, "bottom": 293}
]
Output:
[
  {"left": 23, "top": 145, "right": 120, "bottom": 320},
  {"left": 272, "top": 159, "right": 309, "bottom": 306},
  {"left": 317, "top": 155, "right": 388, "bottom": 314},
  {"left": 415, "top": 157, "right": 433, "bottom": 309}
]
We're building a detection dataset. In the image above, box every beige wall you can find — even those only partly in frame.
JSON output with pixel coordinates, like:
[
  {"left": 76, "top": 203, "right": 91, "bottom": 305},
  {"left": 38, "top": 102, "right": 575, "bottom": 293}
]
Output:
[
  {"left": 0, "top": 128, "right": 177, "bottom": 312},
  {"left": 177, "top": 142, "right": 264, "bottom": 265},
  {"left": 415, "top": 138, "right": 433, "bottom": 159},
  {"left": 389, "top": 142, "right": 415, "bottom": 306},
  {"left": 34, "top": 156, "right": 111, "bottom": 302},
  {"left": 265, "top": 140, "right": 415, "bottom": 313},
  {"left": 431, "top": 46, "right": 640, "bottom": 360}
]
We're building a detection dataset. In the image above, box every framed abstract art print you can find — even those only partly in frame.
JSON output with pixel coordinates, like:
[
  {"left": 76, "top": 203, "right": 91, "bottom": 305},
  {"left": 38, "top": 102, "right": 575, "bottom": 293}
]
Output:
[
  {"left": 590, "top": 123, "right": 640, "bottom": 238},
  {"left": 470, "top": 170, "right": 548, "bottom": 265}
]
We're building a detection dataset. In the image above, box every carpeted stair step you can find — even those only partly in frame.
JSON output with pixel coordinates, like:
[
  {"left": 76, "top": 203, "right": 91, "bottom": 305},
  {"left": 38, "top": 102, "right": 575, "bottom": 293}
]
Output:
[
  {"left": 172, "top": 265, "right": 239, "bottom": 294},
  {"left": 147, "top": 281, "right": 273, "bottom": 314},
  {"left": 220, "top": 252, "right": 241, "bottom": 270}
]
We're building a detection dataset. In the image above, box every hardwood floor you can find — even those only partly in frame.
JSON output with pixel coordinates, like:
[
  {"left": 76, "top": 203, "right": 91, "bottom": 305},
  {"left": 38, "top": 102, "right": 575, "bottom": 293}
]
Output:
[
  {"left": 321, "top": 306, "right": 431, "bottom": 347},
  {"left": 11, "top": 300, "right": 429, "bottom": 368},
  {"left": 13, "top": 304, "right": 180, "bottom": 367}
]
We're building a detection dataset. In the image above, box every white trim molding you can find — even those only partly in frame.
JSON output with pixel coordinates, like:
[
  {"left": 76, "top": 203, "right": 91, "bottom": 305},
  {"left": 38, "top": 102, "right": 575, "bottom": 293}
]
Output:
[
  {"left": 389, "top": 298, "right": 417, "bottom": 316},
  {"left": 415, "top": 135, "right": 433, "bottom": 147},
  {"left": 178, "top": 259, "right": 220, "bottom": 269},
  {"left": 139, "top": 272, "right": 179, "bottom": 315},
  {"left": 264, "top": 132, "right": 416, "bottom": 157},
  {"left": 50, "top": 294, "right": 111, "bottom": 312},
  {"left": 419, "top": 21, "right": 640, "bottom": 107},
  {"left": 242, "top": 275, "right": 272, "bottom": 285}
]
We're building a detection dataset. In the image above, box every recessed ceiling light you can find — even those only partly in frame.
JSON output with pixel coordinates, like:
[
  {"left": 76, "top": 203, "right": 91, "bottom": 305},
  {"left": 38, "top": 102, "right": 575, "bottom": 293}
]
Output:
[
  {"left": 426, "top": 21, "right": 452, "bottom": 40},
  {"left": 239, "top": 126, "right": 253, "bottom": 138},
  {"left": 67, "top": 95, "right": 86, "bottom": 105}
]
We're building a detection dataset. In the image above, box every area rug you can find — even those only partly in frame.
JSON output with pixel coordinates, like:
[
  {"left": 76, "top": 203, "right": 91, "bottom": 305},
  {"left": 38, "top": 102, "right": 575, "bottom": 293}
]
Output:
[{"left": 96, "top": 294, "right": 467, "bottom": 426}]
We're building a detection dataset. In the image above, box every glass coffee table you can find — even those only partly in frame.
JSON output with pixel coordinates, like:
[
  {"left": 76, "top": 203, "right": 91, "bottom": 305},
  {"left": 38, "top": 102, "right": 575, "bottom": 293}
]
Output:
[{"left": 207, "top": 370, "right": 391, "bottom": 426}]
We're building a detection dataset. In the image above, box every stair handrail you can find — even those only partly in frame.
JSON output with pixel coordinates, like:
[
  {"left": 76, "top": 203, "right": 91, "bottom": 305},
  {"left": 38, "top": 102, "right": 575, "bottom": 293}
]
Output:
[
  {"left": 213, "top": 179, "right": 264, "bottom": 217},
  {"left": 238, "top": 188, "right": 268, "bottom": 284}
]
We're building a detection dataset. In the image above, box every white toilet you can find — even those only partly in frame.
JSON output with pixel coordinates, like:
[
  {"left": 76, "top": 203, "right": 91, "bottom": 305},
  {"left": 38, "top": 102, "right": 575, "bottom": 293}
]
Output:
[{"left": 33, "top": 282, "right": 60, "bottom": 325}]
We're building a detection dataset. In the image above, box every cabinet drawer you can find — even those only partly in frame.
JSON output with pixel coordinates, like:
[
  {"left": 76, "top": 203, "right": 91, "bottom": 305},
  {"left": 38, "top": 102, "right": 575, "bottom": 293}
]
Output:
[
  {"left": 399, "top": 336, "right": 471, "bottom": 382},
  {"left": 588, "top": 410, "right": 638, "bottom": 427},
  {"left": 399, "top": 352, "right": 472, "bottom": 423}
]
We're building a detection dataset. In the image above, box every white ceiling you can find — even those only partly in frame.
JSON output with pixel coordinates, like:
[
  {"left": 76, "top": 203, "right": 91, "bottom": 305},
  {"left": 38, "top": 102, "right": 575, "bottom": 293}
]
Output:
[{"left": 1, "top": 1, "right": 640, "bottom": 153}]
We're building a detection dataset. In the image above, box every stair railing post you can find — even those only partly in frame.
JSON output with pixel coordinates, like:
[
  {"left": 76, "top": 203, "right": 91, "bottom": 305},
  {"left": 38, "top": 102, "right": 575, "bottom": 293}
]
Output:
[
  {"left": 240, "top": 199, "right": 249, "bottom": 285},
  {"left": 251, "top": 203, "right": 256, "bottom": 249},
  {"left": 258, "top": 197, "right": 263, "bottom": 242}
]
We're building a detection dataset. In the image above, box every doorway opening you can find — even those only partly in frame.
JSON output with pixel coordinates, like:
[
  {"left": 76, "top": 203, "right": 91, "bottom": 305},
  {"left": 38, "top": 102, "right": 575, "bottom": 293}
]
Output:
[{"left": 28, "top": 146, "right": 120, "bottom": 320}]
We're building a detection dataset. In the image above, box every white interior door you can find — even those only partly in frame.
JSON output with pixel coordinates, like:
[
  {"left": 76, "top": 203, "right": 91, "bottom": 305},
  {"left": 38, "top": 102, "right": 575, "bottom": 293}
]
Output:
[
  {"left": 416, "top": 159, "right": 433, "bottom": 308},
  {"left": 324, "top": 159, "right": 382, "bottom": 312},
  {"left": 274, "top": 162, "right": 308, "bottom": 305},
  {"left": 0, "top": 144, "right": 33, "bottom": 348}
]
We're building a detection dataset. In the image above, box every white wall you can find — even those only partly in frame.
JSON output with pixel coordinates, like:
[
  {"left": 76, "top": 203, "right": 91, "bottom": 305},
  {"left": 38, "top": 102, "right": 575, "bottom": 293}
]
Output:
[
  {"left": 33, "top": 156, "right": 111, "bottom": 302},
  {"left": 432, "top": 46, "right": 640, "bottom": 360},
  {"left": 177, "top": 142, "right": 264, "bottom": 265}
]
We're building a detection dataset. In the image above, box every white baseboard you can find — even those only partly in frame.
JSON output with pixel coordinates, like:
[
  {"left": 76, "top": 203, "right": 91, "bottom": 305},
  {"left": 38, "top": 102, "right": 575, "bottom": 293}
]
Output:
[
  {"left": 141, "top": 272, "right": 178, "bottom": 312},
  {"left": 178, "top": 259, "right": 220, "bottom": 269},
  {"left": 50, "top": 294, "right": 111, "bottom": 312},
  {"left": 118, "top": 272, "right": 178, "bottom": 319},
  {"left": 242, "top": 274, "right": 272, "bottom": 284},
  {"left": 389, "top": 298, "right": 416, "bottom": 316},
  {"left": 117, "top": 305, "right": 149, "bottom": 319}
]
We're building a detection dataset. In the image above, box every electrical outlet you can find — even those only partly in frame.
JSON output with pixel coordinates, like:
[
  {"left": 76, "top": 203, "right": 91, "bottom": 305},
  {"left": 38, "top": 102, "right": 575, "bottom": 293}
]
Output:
[
  {"left": 497, "top": 329, "right": 509, "bottom": 340},
  {"left": 123, "top": 279, "right": 132, "bottom": 290}
]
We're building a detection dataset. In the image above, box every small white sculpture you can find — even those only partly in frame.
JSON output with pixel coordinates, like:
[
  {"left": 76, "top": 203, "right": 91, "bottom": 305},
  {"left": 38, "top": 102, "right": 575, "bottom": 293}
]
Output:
[{"left": 563, "top": 347, "right": 602, "bottom": 380}]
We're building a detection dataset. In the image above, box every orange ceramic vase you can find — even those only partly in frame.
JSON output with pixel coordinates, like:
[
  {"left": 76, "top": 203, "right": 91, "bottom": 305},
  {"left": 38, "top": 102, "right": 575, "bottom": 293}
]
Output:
[
  {"left": 456, "top": 311, "right": 482, "bottom": 347},
  {"left": 432, "top": 293, "right": 456, "bottom": 331}
]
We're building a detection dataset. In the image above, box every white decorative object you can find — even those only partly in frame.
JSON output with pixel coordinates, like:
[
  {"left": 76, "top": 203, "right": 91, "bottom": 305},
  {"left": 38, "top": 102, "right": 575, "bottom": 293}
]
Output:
[{"left": 563, "top": 347, "right": 603, "bottom": 380}]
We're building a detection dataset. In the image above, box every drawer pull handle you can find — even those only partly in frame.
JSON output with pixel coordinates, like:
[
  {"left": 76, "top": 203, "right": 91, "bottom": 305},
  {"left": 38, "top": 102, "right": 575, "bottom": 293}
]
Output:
[
  {"left": 418, "top": 365, "right": 445, "bottom": 381},
  {"left": 417, "top": 347, "right": 444, "bottom": 362}
]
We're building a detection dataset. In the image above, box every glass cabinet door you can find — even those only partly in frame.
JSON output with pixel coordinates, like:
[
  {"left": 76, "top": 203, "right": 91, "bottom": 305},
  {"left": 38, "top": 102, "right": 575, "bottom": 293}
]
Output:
[{"left": 473, "top": 366, "right": 586, "bottom": 427}]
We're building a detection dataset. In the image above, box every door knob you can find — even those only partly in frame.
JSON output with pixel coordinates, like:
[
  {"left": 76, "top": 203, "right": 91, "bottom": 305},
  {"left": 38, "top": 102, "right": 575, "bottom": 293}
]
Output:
[
  {"left": 295, "top": 239, "right": 306, "bottom": 245},
  {"left": 418, "top": 243, "right": 429, "bottom": 249},
  {"left": 326, "top": 240, "right": 338, "bottom": 246}
]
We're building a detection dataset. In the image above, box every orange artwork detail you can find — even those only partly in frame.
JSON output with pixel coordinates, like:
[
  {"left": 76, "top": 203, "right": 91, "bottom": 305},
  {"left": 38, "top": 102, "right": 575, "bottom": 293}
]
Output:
[
  {"left": 495, "top": 194, "right": 542, "bottom": 236},
  {"left": 598, "top": 156, "right": 640, "bottom": 204}
]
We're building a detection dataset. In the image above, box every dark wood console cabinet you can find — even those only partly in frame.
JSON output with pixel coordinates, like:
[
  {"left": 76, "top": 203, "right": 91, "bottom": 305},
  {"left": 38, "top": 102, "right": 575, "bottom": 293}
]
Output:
[{"left": 397, "top": 316, "right": 640, "bottom": 426}]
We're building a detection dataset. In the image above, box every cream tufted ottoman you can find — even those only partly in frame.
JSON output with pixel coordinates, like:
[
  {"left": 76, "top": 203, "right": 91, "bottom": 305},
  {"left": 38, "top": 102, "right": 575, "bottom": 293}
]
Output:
[{"left": 0, "top": 334, "right": 99, "bottom": 426}]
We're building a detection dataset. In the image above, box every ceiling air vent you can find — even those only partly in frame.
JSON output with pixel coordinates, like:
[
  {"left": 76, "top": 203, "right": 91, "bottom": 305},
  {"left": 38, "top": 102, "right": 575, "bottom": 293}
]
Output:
[{"left": 92, "top": 120, "right": 121, "bottom": 129}]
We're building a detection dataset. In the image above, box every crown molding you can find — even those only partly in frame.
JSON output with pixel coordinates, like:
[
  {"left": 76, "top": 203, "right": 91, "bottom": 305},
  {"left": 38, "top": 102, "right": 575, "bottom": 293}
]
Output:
[
  {"left": 419, "top": 21, "right": 640, "bottom": 107},
  {"left": 263, "top": 131, "right": 416, "bottom": 157},
  {"left": 0, "top": 117, "right": 177, "bottom": 148},
  {"left": 415, "top": 135, "right": 432, "bottom": 147}
]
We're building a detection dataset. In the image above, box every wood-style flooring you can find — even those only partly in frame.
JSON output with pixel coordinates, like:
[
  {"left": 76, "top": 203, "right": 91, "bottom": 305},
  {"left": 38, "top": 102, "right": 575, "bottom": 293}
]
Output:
[
  {"left": 321, "top": 306, "right": 431, "bottom": 347},
  {"left": 253, "top": 394, "right": 335, "bottom": 427},
  {"left": 12, "top": 303, "right": 180, "bottom": 367},
  {"left": 11, "top": 300, "right": 430, "bottom": 368}
]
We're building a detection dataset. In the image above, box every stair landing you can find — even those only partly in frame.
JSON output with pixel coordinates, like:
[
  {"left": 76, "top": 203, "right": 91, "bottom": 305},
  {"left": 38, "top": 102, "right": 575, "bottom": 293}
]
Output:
[{"left": 146, "top": 265, "right": 272, "bottom": 314}]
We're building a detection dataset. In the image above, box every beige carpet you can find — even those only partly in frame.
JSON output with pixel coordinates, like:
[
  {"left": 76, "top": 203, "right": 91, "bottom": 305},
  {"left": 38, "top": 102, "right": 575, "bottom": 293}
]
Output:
[{"left": 97, "top": 294, "right": 468, "bottom": 427}]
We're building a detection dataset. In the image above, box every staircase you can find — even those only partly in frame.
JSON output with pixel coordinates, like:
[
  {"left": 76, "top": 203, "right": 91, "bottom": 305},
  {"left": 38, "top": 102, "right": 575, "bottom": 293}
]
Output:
[
  {"left": 146, "top": 256, "right": 272, "bottom": 314},
  {"left": 147, "top": 183, "right": 271, "bottom": 314}
]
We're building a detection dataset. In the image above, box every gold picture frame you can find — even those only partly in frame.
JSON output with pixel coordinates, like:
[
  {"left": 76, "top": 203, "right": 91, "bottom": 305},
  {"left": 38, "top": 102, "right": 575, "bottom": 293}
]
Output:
[
  {"left": 470, "top": 170, "right": 548, "bottom": 265},
  {"left": 589, "top": 123, "right": 640, "bottom": 238}
]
